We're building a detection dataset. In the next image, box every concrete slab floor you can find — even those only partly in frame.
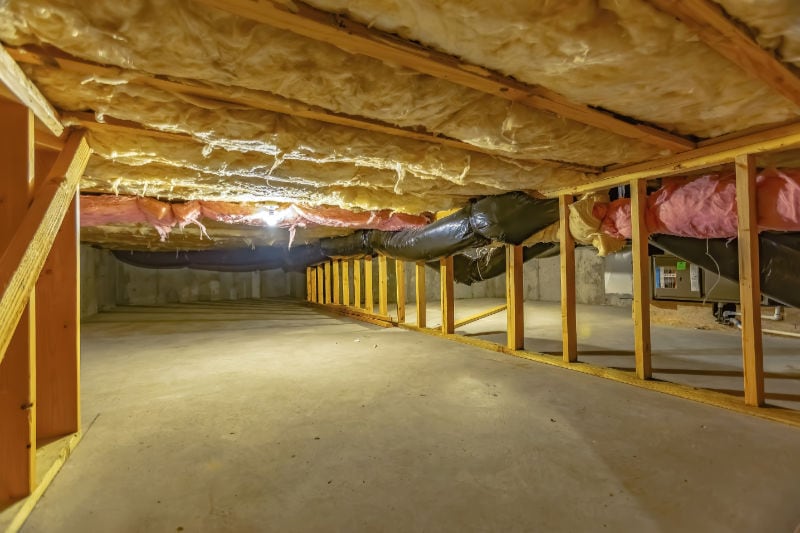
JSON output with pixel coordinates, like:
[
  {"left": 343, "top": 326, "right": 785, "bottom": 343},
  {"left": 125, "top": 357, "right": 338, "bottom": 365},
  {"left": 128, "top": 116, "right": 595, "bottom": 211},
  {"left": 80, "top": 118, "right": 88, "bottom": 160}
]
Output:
[{"left": 23, "top": 299, "right": 800, "bottom": 532}]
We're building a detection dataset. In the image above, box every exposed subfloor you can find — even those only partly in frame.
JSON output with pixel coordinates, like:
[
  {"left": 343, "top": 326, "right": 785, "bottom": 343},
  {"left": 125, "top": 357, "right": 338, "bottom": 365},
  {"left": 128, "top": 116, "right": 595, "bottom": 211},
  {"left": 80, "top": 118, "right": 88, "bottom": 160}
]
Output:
[{"left": 22, "top": 299, "right": 800, "bottom": 532}]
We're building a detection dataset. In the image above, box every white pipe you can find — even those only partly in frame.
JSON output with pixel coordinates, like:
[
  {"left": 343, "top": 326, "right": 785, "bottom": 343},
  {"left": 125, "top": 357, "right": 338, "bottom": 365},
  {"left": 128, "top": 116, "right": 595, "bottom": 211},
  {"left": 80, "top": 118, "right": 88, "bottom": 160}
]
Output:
[
  {"left": 762, "top": 328, "right": 800, "bottom": 339},
  {"left": 761, "top": 306, "right": 784, "bottom": 321}
]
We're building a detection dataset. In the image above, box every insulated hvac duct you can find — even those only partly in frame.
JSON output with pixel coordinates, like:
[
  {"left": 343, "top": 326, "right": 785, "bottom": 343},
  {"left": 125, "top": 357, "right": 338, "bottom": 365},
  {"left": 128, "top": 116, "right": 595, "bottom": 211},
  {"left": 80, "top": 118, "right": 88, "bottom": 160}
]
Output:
[
  {"left": 426, "top": 242, "right": 560, "bottom": 285},
  {"left": 649, "top": 232, "right": 800, "bottom": 308}
]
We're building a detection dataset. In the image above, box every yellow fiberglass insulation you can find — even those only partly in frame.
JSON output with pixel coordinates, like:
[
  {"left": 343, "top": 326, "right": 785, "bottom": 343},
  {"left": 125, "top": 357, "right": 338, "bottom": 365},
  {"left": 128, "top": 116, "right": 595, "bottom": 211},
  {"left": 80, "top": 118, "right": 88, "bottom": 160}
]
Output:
[
  {"left": 0, "top": 0, "right": 664, "bottom": 167},
  {"left": 291, "top": 0, "right": 800, "bottom": 137},
  {"left": 715, "top": 0, "right": 800, "bottom": 66}
]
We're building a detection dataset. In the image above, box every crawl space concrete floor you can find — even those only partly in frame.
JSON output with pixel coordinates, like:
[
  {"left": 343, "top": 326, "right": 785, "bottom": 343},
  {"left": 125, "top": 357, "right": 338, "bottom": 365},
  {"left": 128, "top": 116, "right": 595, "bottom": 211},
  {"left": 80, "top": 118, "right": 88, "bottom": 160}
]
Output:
[{"left": 20, "top": 298, "right": 800, "bottom": 532}]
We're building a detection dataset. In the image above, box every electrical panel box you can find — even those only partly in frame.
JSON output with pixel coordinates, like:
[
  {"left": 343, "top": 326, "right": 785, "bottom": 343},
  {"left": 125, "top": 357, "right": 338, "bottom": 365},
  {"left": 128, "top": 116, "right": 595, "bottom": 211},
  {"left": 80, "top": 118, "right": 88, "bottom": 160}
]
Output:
[{"left": 652, "top": 255, "right": 740, "bottom": 303}]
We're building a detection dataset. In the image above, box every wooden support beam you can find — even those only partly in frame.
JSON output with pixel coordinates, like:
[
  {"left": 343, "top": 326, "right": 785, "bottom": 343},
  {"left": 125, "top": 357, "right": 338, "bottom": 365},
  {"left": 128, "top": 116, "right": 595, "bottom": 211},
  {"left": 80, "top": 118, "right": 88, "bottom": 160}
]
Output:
[
  {"left": 415, "top": 261, "right": 426, "bottom": 329},
  {"left": 631, "top": 180, "right": 652, "bottom": 380},
  {"left": 559, "top": 196, "right": 578, "bottom": 363},
  {"left": 364, "top": 256, "right": 374, "bottom": 314},
  {"left": 454, "top": 304, "right": 507, "bottom": 329},
  {"left": 306, "top": 267, "right": 313, "bottom": 302},
  {"left": 378, "top": 255, "right": 388, "bottom": 316},
  {"left": 324, "top": 262, "right": 332, "bottom": 305},
  {"left": 647, "top": 0, "right": 800, "bottom": 108},
  {"left": 332, "top": 259, "right": 340, "bottom": 305},
  {"left": 316, "top": 265, "right": 324, "bottom": 303},
  {"left": 6, "top": 48, "right": 598, "bottom": 173},
  {"left": 0, "top": 46, "right": 63, "bottom": 137},
  {"left": 342, "top": 260, "right": 351, "bottom": 307},
  {"left": 0, "top": 101, "right": 36, "bottom": 505},
  {"left": 353, "top": 259, "right": 362, "bottom": 309},
  {"left": 395, "top": 260, "right": 406, "bottom": 323},
  {"left": 735, "top": 154, "right": 765, "bottom": 406},
  {"left": 505, "top": 245, "right": 524, "bottom": 350},
  {"left": 35, "top": 191, "right": 80, "bottom": 441},
  {"left": 440, "top": 257, "right": 455, "bottom": 335},
  {"left": 191, "top": 0, "right": 694, "bottom": 152},
  {"left": 545, "top": 120, "right": 800, "bottom": 197},
  {"left": 0, "top": 130, "right": 91, "bottom": 367}
]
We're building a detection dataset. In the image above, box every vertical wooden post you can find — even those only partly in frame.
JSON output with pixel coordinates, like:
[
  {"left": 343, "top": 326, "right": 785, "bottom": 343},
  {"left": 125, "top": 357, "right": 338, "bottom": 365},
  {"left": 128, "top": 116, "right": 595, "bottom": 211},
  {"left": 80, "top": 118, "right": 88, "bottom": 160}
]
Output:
[
  {"left": 364, "top": 256, "right": 374, "bottom": 313},
  {"left": 0, "top": 100, "right": 37, "bottom": 502},
  {"left": 631, "top": 179, "right": 652, "bottom": 379},
  {"left": 324, "top": 261, "right": 332, "bottom": 304},
  {"left": 316, "top": 265, "right": 324, "bottom": 303},
  {"left": 416, "top": 261, "right": 426, "bottom": 328},
  {"left": 342, "top": 260, "right": 351, "bottom": 307},
  {"left": 35, "top": 188, "right": 80, "bottom": 440},
  {"left": 440, "top": 256, "right": 454, "bottom": 334},
  {"left": 506, "top": 244, "right": 524, "bottom": 350},
  {"left": 306, "top": 267, "right": 312, "bottom": 302},
  {"left": 735, "top": 154, "right": 764, "bottom": 406},
  {"left": 559, "top": 195, "right": 577, "bottom": 362},
  {"left": 332, "top": 259, "right": 340, "bottom": 305},
  {"left": 395, "top": 260, "right": 406, "bottom": 323},
  {"left": 354, "top": 259, "right": 362, "bottom": 309},
  {"left": 309, "top": 267, "right": 317, "bottom": 303},
  {"left": 378, "top": 255, "right": 388, "bottom": 316}
]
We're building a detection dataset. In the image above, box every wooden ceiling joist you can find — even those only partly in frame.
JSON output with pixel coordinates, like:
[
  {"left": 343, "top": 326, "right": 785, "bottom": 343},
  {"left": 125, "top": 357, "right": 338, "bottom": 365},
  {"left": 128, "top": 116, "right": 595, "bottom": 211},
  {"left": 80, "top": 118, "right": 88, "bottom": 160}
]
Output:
[
  {"left": 191, "top": 0, "right": 696, "bottom": 153},
  {"left": 648, "top": 0, "right": 800, "bottom": 108},
  {"left": 6, "top": 46, "right": 599, "bottom": 174},
  {"left": 0, "top": 46, "right": 63, "bottom": 136},
  {"left": 544, "top": 120, "right": 800, "bottom": 197}
]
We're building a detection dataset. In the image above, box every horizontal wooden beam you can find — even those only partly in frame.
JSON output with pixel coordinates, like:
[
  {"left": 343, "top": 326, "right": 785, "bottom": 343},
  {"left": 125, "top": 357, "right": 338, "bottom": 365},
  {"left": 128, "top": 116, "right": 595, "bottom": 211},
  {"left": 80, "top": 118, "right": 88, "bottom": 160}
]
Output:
[
  {"left": 454, "top": 304, "right": 507, "bottom": 329},
  {"left": 648, "top": 0, "right": 800, "bottom": 107},
  {"left": 0, "top": 46, "right": 63, "bottom": 137},
  {"left": 191, "top": 0, "right": 695, "bottom": 152},
  {"left": 0, "top": 131, "right": 91, "bottom": 365},
  {"left": 544, "top": 120, "right": 800, "bottom": 196},
  {"left": 6, "top": 46, "right": 598, "bottom": 173}
]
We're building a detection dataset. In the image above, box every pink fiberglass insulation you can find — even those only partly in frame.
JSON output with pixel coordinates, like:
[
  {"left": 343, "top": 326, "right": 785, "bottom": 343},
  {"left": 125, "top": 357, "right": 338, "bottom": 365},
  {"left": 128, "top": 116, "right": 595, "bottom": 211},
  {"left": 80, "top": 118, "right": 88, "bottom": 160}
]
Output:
[
  {"left": 80, "top": 195, "right": 430, "bottom": 240},
  {"left": 596, "top": 169, "right": 800, "bottom": 239}
]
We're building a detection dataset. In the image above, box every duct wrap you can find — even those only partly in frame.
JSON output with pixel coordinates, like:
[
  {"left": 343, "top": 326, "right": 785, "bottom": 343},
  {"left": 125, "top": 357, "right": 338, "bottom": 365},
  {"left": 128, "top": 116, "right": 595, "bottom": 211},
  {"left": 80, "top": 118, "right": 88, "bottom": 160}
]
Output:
[
  {"left": 649, "top": 233, "right": 800, "bottom": 308},
  {"left": 427, "top": 242, "right": 560, "bottom": 285}
]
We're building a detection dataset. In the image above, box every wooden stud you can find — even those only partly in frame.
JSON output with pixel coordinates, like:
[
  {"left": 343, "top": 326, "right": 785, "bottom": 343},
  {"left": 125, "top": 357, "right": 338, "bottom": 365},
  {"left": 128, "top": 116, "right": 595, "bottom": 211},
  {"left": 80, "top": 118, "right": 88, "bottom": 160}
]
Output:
[
  {"left": 0, "top": 101, "right": 36, "bottom": 504},
  {"left": 0, "top": 46, "right": 63, "bottom": 136},
  {"left": 364, "top": 256, "right": 374, "bottom": 314},
  {"left": 395, "top": 260, "right": 406, "bottom": 323},
  {"left": 35, "top": 191, "right": 80, "bottom": 440},
  {"left": 735, "top": 153, "right": 765, "bottom": 406},
  {"left": 316, "top": 265, "right": 324, "bottom": 303},
  {"left": 353, "top": 259, "right": 362, "bottom": 309},
  {"left": 505, "top": 245, "right": 524, "bottom": 350},
  {"left": 378, "top": 255, "right": 388, "bottom": 316},
  {"left": 308, "top": 267, "right": 316, "bottom": 303},
  {"left": 332, "top": 259, "right": 340, "bottom": 305},
  {"left": 342, "top": 260, "right": 350, "bottom": 307},
  {"left": 415, "top": 261, "right": 426, "bottom": 328},
  {"left": 306, "top": 267, "right": 312, "bottom": 302},
  {"left": 631, "top": 179, "right": 652, "bottom": 379},
  {"left": 559, "top": 195, "right": 578, "bottom": 362},
  {"left": 324, "top": 262, "right": 332, "bottom": 305},
  {"left": 440, "top": 257, "right": 454, "bottom": 334},
  {"left": 454, "top": 304, "right": 507, "bottom": 329},
  {"left": 647, "top": 0, "right": 800, "bottom": 108},
  {"left": 193, "top": 0, "right": 694, "bottom": 152}
]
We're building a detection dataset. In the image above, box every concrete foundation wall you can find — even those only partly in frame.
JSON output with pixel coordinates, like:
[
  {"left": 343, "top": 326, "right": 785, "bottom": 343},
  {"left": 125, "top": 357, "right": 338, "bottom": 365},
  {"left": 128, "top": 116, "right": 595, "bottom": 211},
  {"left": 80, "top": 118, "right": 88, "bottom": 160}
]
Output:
[{"left": 80, "top": 245, "right": 117, "bottom": 318}]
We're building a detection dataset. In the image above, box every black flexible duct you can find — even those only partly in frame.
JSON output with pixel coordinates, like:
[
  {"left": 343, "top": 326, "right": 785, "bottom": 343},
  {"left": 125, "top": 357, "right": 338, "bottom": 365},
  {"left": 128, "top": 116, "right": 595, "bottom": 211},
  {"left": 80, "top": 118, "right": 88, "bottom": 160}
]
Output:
[
  {"left": 426, "top": 242, "right": 560, "bottom": 285},
  {"left": 649, "top": 232, "right": 800, "bottom": 308}
]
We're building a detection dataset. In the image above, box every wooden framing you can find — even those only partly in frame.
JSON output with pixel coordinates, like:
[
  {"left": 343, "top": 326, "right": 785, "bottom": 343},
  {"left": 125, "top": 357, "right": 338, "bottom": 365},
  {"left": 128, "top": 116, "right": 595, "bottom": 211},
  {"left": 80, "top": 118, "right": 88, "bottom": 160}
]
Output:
[
  {"left": 364, "top": 256, "right": 374, "bottom": 314},
  {"left": 648, "top": 0, "right": 800, "bottom": 107},
  {"left": 332, "top": 260, "right": 340, "bottom": 305},
  {"left": 559, "top": 196, "right": 578, "bottom": 363},
  {"left": 353, "top": 259, "right": 362, "bottom": 309},
  {"left": 316, "top": 265, "right": 324, "bottom": 303},
  {"left": 505, "top": 245, "right": 524, "bottom": 350},
  {"left": 192, "top": 0, "right": 694, "bottom": 152},
  {"left": 307, "top": 267, "right": 316, "bottom": 303},
  {"left": 454, "top": 304, "right": 507, "bottom": 329},
  {"left": 415, "top": 262, "right": 426, "bottom": 328},
  {"left": 342, "top": 260, "right": 351, "bottom": 307},
  {"left": 395, "top": 260, "right": 406, "bottom": 323},
  {"left": 6, "top": 47, "right": 598, "bottom": 172},
  {"left": 0, "top": 46, "right": 63, "bottom": 137},
  {"left": 440, "top": 257, "right": 455, "bottom": 335},
  {"left": 378, "top": 255, "right": 388, "bottom": 316},
  {"left": 324, "top": 262, "right": 332, "bottom": 305},
  {"left": 305, "top": 267, "right": 312, "bottom": 302},
  {"left": 735, "top": 154, "right": 765, "bottom": 406},
  {"left": 631, "top": 179, "right": 652, "bottom": 380}
]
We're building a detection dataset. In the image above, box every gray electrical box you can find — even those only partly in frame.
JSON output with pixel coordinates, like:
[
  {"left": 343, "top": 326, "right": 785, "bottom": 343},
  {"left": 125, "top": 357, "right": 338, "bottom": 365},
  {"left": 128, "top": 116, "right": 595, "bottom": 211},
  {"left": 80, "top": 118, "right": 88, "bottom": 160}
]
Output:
[{"left": 652, "top": 255, "right": 740, "bottom": 303}]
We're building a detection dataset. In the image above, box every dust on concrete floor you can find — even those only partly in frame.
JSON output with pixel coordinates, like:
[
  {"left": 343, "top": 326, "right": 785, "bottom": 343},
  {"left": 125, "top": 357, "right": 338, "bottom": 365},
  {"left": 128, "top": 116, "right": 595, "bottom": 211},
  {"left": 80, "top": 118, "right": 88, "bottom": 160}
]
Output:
[
  {"left": 406, "top": 298, "right": 800, "bottom": 411},
  {"left": 23, "top": 299, "right": 800, "bottom": 532}
]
